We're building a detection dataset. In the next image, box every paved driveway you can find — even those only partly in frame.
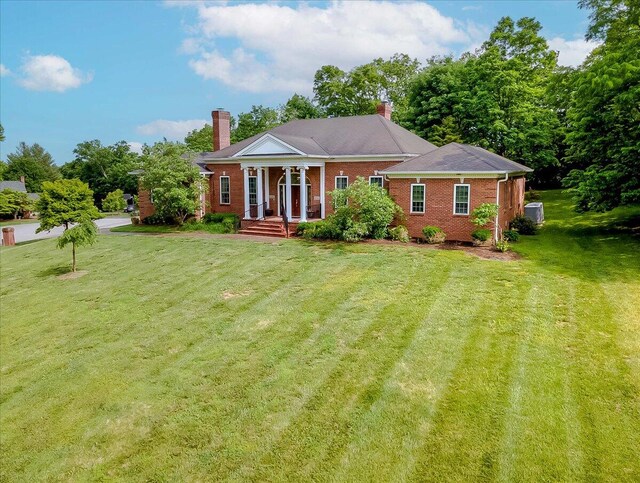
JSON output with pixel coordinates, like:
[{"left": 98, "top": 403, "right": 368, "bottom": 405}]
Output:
[{"left": 4, "top": 217, "right": 132, "bottom": 243}]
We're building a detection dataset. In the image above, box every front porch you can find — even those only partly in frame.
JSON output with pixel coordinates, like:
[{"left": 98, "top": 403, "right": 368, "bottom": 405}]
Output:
[
  {"left": 239, "top": 215, "right": 322, "bottom": 238},
  {"left": 241, "top": 163, "right": 326, "bottom": 223}
]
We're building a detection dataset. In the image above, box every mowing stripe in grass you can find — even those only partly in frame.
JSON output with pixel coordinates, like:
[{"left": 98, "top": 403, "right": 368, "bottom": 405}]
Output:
[
  {"left": 327, "top": 262, "right": 492, "bottom": 482},
  {"left": 247, "top": 257, "right": 455, "bottom": 481}
]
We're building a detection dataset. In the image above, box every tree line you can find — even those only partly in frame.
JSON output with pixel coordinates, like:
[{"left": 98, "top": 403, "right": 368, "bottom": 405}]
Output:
[{"left": 1, "top": 0, "right": 637, "bottom": 213}]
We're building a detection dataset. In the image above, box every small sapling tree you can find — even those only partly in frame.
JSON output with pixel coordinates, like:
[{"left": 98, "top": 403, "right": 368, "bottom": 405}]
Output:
[{"left": 36, "top": 179, "right": 101, "bottom": 272}]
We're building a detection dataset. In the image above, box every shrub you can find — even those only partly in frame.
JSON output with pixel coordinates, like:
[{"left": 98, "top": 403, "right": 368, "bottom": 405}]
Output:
[
  {"left": 203, "top": 213, "right": 225, "bottom": 223},
  {"left": 495, "top": 239, "right": 510, "bottom": 252},
  {"left": 222, "top": 219, "right": 236, "bottom": 233},
  {"left": 389, "top": 225, "right": 410, "bottom": 243},
  {"left": 102, "top": 189, "right": 126, "bottom": 212},
  {"left": 327, "top": 177, "right": 402, "bottom": 240},
  {"left": 295, "top": 221, "right": 312, "bottom": 236},
  {"left": 503, "top": 229, "right": 519, "bottom": 242},
  {"left": 422, "top": 225, "right": 446, "bottom": 244},
  {"left": 131, "top": 216, "right": 140, "bottom": 225},
  {"left": 143, "top": 213, "right": 173, "bottom": 225},
  {"left": 524, "top": 189, "right": 541, "bottom": 202},
  {"left": 471, "top": 203, "right": 499, "bottom": 227},
  {"left": 471, "top": 229, "right": 491, "bottom": 242},
  {"left": 510, "top": 215, "right": 538, "bottom": 235}
]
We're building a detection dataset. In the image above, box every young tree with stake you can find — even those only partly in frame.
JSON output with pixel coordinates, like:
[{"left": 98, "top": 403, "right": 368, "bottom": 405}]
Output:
[{"left": 36, "top": 179, "right": 101, "bottom": 272}]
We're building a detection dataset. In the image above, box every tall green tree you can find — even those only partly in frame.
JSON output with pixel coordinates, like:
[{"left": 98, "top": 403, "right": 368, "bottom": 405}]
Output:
[
  {"left": 406, "top": 17, "right": 560, "bottom": 186},
  {"left": 313, "top": 54, "right": 420, "bottom": 121},
  {"left": 231, "top": 105, "right": 281, "bottom": 143},
  {"left": 139, "top": 142, "right": 206, "bottom": 224},
  {"left": 36, "top": 179, "right": 101, "bottom": 272},
  {"left": 0, "top": 189, "right": 33, "bottom": 219},
  {"left": 562, "top": 0, "right": 640, "bottom": 211},
  {"left": 60, "top": 140, "right": 139, "bottom": 207},
  {"left": 185, "top": 124, "right": 213, "bottom": 152},
  {"left": 280, "top": 94, "right": 323, "bottom": 123},
  {"left": 5, "top": 142, "right": 60, "bottom": 192}
]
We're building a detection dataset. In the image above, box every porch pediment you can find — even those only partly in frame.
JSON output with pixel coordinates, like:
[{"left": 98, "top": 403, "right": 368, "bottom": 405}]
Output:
[{"left": 233, "top": 134, "right": 305, "bottom": 157}]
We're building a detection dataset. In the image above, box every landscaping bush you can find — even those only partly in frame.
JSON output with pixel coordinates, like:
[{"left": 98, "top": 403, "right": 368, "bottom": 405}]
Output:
[
  {"left": 302, "top": 220, "right": 342, "bottom": 240},
  {"left": 471, "top": 203, "right": 499, "bottom": 227},
  {"left": 525, "top": 189, "right": 541, "bottom": 202},
  {"left": 389, "top": 226, "right": 410, "bottom": 243},
  {"left": 295, "top": 221, "right": 312, "bottom": 237},
  {"left": 203, "top": 213, "right": 225, "bottom": 223},
  {"left": 422, "top": 225, "right": 446, "bottom": 244},
  {"left": 142, "top": 213, "right": 174, "bottom": 225},
  {"left": 324, "top": 177, "right": 402, "bottom": 241},
  {"left": 471, "top": 229, "right": 492, "bottom": 244},
  {"left": 510, "top": 215, "right": 538, "bottom": 235},
  {"left": 503, "top": 229, "right": 520, "bottom": 242},
  {"left": 222, "top": 219, "right": 236, "bottom": 233},
  {"left": 102, "top": 189, "right": 126, "bottom": 212},
  {"left": 495, "top": 239, "right": 510, "bottom": 252},
  {"left": 131, "top": 216, "right": 140, "bottom": 225}
]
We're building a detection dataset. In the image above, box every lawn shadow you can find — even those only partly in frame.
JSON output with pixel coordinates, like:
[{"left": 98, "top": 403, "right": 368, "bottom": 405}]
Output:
[{"left": 38, "top": 265, "right": 72, "bottom": 278}]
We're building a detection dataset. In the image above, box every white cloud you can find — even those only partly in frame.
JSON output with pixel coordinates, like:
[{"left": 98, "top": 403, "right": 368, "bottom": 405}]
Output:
[
  {"left": 0, "top": 64, "right": 11, "bottom": 77},
  {"left": 462, "top": 6, "right": 482, "bottom": 11},
  {"left": 17, "top": 55, "right": 92, "bottom": 92},
  {"left": 169, "top": 1, "right": 480, "bottom": 93},
  {"left": 136, "top": 119, "right": 208, "bottom": 140},
  {"left": 548, "top": 37, "right": 600, "bottom": 67},
  {"left": 127, "top": 142, "right": 144, "bottom": 154}
]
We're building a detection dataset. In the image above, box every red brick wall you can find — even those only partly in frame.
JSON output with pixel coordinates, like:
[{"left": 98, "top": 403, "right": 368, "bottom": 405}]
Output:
[
  {"left": 138, "top": 189, "right": 154, "bottom": 220},
  {"left": 205, "top": 163, "right": 245, "bottom": 216},
  {"left": 388, "top": 178, "right": 492, "bottom": 242},
  {"left": 387, "top": 177, "right": 525, "bottom": 242},
  {"left": 324, "top": 161, "right": 401, "bottom": 215}
]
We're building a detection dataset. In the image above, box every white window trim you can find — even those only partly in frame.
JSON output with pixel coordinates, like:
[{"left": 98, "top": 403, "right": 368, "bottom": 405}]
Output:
[
  {"left": 219, "top": 176, "right": 230, "bottom": 205},
  {"left": 369, "top": 176, "right": 384, "bottom": 187},
  {"left": 410, "top": 183, "right": 426, "bottom": 214},
  {"left": 248, "top": 175, "right": 257, "bottom": 206},
  {"left": 453, "top": 183, "right": 470, "bottom": 215},
  {"left": 335, "top": 176, "right": 348, "bottom": 190}
]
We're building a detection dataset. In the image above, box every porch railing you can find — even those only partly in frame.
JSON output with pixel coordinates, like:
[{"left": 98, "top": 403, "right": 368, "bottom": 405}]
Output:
[
  {"left": 280, "top": 198, "right": 289, "bottom": 238},
  {"left": 243, "top": 201, "right": 268, "bottom": 220}
]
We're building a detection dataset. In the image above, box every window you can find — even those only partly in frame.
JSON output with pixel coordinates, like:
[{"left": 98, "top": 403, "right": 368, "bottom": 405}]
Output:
[
  {"left": 220, "top": 176, "right": 230, "bottom": 205},
  {"left": 335, "top": 176, "right": 348, "bottom": 190},
  {"left": 411, "top": 184, "right": 425, "bottom": 213},
  {"left": 454, "top": 184, "right": 470, "bottom": 215},
  {"left": 369, "top": 176, "right": 383, "bottom": 187},
  {"left": 248, "top": 176, "right": 257, "bottom": 205}
]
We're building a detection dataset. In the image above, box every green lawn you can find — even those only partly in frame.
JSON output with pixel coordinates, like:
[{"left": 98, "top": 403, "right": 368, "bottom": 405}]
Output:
[
  {"left": 1, "top": 191, "right": 638, "bottom": 482},
  {"left": 0, "top": 218, "right": 39, "bottom": 227},
  {"left": 111, "top": 221, "right": 230, "bottom": 234}
]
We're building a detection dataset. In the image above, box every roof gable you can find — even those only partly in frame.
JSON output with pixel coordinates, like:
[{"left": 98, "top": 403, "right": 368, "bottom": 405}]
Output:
[
  {"left": 233, "top": 133, "right": 306, "bottom": 157},
  {"left": 0, "top": 181, "right": 27, "bottom": 192}
]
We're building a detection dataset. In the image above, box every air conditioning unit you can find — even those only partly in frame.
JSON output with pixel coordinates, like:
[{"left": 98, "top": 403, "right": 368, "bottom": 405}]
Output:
[{"left": 524, "top": 202, "right": 544, "bottom": 224}]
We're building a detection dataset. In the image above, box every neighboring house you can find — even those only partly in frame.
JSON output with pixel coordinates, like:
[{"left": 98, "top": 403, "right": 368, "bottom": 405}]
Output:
[
  {"left": 139, "top": 103, "right": 531, "bottom": 241},
  {"left": 0, "top": 177, "right": 40, "bottom": 218}
]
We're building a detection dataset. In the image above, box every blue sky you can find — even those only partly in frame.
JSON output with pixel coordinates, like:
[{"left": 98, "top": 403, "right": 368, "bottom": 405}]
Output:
[{"left": 1, "top": 1, "right": 594, "bottom": 166}]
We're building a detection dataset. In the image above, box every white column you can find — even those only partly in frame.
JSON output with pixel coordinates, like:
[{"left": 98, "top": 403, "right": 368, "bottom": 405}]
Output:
[
  {"left": 243, "top": 167, "right": 251, "bottom": 219},
  {"left": 320, "top": 164, "right": 326, "bottom": 219},
  {"left": 257, "top": 168, "right": 264, "bottom": 219},
  {"left": 299, "top": 167, "right": 307, "bottom": 222},
  {"left": 285, "top": 166, "right": 292, "bottom": 221},
  {"left": 264, "top": 167, "right": 270, "bottom": 210}
]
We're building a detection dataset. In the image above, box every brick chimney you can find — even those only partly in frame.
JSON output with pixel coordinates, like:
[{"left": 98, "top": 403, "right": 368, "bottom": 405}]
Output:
[
  {"left": 376, "top": 101, "right": 392, "bottom": 120},
  {"left": 212, "top": 109, "right": 231, "bottom": 152}
]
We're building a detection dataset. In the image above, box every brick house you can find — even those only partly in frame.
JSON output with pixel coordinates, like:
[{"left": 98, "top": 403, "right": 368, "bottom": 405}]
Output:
[{"left": 140, "top": 103, "right": 531, "bottom": 241}]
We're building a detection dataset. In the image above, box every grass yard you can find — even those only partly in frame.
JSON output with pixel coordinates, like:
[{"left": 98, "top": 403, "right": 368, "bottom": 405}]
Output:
[{"left": 1, "top": 190, "right": 638, "bottom": 481}]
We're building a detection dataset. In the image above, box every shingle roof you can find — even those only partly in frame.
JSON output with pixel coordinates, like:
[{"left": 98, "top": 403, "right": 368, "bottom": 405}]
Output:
[
  {"left": 382, "top": 143, "right": 533, "bottom": 174},
  {"left": 199, "top": 114, "right": 437, "bottom": 159},
  {"left": 0, "top": 181, "right": 27, "bottom": 192}
]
